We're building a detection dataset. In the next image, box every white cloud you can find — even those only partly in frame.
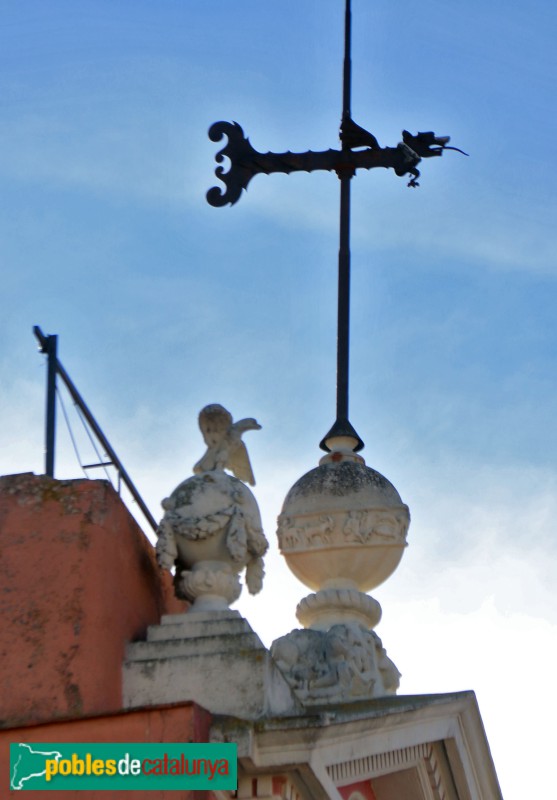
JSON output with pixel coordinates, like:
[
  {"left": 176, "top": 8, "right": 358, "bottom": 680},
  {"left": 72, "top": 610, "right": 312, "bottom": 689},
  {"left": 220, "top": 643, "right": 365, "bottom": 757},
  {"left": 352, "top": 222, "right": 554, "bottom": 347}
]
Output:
[{"left": 382, "top": 596, "right": 557, "bottom": 800}]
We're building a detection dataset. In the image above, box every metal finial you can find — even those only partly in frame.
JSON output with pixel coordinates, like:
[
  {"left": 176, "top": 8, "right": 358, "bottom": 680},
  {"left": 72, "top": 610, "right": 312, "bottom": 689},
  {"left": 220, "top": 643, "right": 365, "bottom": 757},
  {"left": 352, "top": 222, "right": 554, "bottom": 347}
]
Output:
[{"left": 207, "top": 0, "right": 467, "bottom": 453}]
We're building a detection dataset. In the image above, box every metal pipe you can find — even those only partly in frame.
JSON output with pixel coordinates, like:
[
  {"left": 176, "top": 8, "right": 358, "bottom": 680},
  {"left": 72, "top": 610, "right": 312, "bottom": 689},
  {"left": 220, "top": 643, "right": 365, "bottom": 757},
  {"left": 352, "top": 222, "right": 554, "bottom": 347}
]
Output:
[
  {"left": 33, "top": 325, "right": 158, "bottom": 534},
  {"left": 336, "top": 0, "right": 352, "bottom": 423},
  {"left": 316, "top": 0, "right": 364, "bottom": 451},
  {"left": 45, "top": 334, "right": 57, "bottom": 477},
  {"left": 337, "top": 175, "right": 351, "bottom": 423},
  {"left": 343, "top": 0, "right": 352, "bottom": 119}
]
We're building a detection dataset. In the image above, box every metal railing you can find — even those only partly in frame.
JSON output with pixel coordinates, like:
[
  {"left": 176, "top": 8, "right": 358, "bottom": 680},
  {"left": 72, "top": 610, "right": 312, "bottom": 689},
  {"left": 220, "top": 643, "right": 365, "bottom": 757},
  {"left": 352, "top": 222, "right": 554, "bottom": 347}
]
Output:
[{"left": 33, "top": 325, "right": 158, "bottom": 534}]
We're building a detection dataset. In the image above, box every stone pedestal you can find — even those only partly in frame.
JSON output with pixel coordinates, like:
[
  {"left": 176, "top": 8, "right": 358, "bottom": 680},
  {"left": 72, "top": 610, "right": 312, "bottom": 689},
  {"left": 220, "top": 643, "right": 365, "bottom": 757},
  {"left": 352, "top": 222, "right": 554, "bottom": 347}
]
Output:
[{"left": 123, "top": 610, "right": 300, "bottom": 720}]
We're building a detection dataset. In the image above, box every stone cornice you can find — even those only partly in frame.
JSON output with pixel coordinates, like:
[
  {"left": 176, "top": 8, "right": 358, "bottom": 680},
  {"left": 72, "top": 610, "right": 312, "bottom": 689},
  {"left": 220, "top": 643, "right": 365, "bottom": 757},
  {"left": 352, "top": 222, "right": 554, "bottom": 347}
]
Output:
[{"left": 211, "top": 691, "right": 503, "bottom": 800}]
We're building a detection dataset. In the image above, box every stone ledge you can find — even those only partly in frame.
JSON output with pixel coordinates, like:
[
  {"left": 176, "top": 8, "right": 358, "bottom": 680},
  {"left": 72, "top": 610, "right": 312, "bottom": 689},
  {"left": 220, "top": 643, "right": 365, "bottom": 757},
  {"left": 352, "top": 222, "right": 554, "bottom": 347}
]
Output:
[
  {"left": 150, "top": 610, "right": 251, "bottom": 640},
  {"left": 127, "top": 630, "right": 263, "bottom": 660},
  {"left": 123, "top": 613, "right": 300, "bottom": 721}
]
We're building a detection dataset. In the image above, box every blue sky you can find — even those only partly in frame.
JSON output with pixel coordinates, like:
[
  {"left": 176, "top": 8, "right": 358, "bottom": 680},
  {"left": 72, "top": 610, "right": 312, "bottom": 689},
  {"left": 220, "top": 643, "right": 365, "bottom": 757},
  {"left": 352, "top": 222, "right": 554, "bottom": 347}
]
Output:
[{"left": 1, "top": 2, "right": 556, "bottom": 797}]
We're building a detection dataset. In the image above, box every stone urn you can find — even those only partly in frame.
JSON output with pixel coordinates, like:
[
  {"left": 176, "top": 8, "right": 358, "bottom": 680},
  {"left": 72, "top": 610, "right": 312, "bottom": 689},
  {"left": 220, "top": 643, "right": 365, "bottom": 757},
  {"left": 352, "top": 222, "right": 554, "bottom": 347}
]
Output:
[
  {"left": 157, "top": 470, "right": 267, "bottom": 611},
  {"left": 156, "top": 405, "right": 268, "bottom": 612}
]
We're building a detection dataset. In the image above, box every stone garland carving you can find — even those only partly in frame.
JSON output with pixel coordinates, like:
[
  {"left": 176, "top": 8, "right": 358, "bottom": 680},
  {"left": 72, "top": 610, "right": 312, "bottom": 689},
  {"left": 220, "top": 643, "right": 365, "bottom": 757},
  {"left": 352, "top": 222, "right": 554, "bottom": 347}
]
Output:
[
  {"left": 157, "top": 484, "right": 268, "bottom": 598},
  {"left": 271, "top": 622, "right": 401, "bottom": 705},
  {"left": 277, "top": 507, "right": 408, "bottom": 552}
]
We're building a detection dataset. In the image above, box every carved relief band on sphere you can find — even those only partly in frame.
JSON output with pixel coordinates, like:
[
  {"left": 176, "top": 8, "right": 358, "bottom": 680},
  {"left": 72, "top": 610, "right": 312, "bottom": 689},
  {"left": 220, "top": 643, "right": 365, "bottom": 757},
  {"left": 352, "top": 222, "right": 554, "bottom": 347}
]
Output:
[{"left": 277, "top": 458, "right": 409, "bottom": 595}]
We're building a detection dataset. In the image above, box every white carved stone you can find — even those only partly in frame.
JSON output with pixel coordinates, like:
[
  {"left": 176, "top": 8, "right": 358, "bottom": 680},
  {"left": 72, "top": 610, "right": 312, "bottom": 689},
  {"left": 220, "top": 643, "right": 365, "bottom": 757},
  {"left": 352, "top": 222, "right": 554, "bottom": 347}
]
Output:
[
  {"left": 194, "top": 403, "right": 261, "bottom": 486},
  {"left": 178, "top": 562, "right": 241, "bottom": 611},
  {"left": 214, "top": 691, "right": 503, "bottom": 800},
  {"left": 270, "top": 622, "right": 400, "bottom": 705},
  {"left": 123, "top": 610, "right": 300, "bottom": 720},
  {"left": 272, "top": 437, "right": 409, "bottom": 704},
  {"left": 156, "top": 405, "right": 268, "bottom": 610},
  {"left": 296, "top": 588, "right": 381, "bottom": 630},
  {"left": 277, "top": 448, "right": 409, "bottom": 594}
]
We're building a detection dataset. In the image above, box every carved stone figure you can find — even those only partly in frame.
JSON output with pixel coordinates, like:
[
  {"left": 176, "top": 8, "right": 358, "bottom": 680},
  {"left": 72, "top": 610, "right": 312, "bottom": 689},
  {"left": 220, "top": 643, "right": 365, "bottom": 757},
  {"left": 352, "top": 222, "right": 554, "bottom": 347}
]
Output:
[
  {"left": 156, "top": 405, "right": 268, "bottom": 610},
  {"left": 193, "top": 403, "right": 261, "bottom": 486},
  {"left": 271, "top": 622, "right": 400, "bottom": 705},
  {"left": 343, "top": 510, "right": 365, "bottom": 542}
]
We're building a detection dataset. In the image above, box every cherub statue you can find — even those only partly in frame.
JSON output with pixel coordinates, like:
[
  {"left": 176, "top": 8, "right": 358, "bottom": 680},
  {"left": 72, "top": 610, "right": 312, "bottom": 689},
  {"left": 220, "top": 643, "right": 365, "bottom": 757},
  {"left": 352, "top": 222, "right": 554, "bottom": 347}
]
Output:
[{"left": 193, "top": 404, "right": 261, "bottom": 486}]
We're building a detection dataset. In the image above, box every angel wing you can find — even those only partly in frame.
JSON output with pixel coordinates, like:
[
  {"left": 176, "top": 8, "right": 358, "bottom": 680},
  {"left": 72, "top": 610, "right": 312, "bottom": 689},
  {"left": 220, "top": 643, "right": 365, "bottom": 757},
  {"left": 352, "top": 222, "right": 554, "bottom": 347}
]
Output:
[
  {"left": 227, "top": 439, "right": 255, "bottom": 485},
  {"left": 226, "top": 418, "right": 261, "bottom": 485}
]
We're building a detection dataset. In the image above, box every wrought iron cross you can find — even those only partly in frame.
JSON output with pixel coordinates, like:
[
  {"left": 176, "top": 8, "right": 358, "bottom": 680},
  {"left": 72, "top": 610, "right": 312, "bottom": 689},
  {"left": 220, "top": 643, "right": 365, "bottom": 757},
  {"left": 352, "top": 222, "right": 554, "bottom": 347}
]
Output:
[{"left": 207, "top": 0, "right": 466, "bottom": 452}]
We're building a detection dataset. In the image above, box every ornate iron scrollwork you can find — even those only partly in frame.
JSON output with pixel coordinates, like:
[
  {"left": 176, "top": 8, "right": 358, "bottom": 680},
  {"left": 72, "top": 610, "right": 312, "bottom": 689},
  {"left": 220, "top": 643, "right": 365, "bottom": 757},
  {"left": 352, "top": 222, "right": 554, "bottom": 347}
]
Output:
[{"left": 207, "top": 119, "right": 467, "bottom": 205}]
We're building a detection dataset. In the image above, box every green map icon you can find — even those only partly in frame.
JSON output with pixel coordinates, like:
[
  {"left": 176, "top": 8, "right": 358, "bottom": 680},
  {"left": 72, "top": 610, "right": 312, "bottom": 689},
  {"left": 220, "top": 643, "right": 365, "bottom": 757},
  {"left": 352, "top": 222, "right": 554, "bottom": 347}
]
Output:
[{"left": 10, "top": 743, "right": 63, "bottom": 790}]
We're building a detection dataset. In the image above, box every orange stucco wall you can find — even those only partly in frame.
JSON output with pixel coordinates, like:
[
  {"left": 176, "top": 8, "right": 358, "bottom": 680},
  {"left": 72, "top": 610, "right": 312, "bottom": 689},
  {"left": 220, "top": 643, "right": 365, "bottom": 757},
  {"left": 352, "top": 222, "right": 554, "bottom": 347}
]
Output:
[
  {"left": 0, "top": 473, "right": 185, "bottom": 730},
  {"left": 1, "top": 701, "right": 218, "bottom": 799}
]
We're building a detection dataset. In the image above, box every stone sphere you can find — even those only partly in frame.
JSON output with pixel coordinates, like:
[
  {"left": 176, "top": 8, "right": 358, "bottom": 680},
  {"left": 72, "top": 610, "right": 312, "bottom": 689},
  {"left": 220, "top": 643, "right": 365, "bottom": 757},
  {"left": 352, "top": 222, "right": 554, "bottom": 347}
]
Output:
[
  {"left": 161, "top": 470, "right": 262, "bottom": 570},
  {"left": 277, "top": 456, "right": 409, "bottom": 593}
]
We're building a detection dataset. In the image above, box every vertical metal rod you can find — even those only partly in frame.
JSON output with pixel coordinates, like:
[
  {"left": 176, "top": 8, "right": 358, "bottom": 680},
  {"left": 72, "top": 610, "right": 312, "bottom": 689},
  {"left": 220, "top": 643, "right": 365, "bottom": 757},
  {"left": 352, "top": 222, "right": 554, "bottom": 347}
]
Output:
[
  {"left": 343, "top": 0, "right": 352, "bottom": 120},
  {"left": 45, "top": 334, "right": 58, "bottom": 477},
  {"left": 337, "top": 0, "right": 352, "bottom": 423},
  {"left": 321, "top": 0, "right": 363, "bottom": 451},
  {"left": 337, "top": 177, "right": 351, "bottom": 422}
]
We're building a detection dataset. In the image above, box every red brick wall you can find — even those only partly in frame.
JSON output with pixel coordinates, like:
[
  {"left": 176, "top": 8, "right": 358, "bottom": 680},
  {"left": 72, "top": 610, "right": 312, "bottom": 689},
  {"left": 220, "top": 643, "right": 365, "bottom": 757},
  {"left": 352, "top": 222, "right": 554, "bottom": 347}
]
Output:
[{"left": 0, "top": 473, "right": 185, "bottom": 729}]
